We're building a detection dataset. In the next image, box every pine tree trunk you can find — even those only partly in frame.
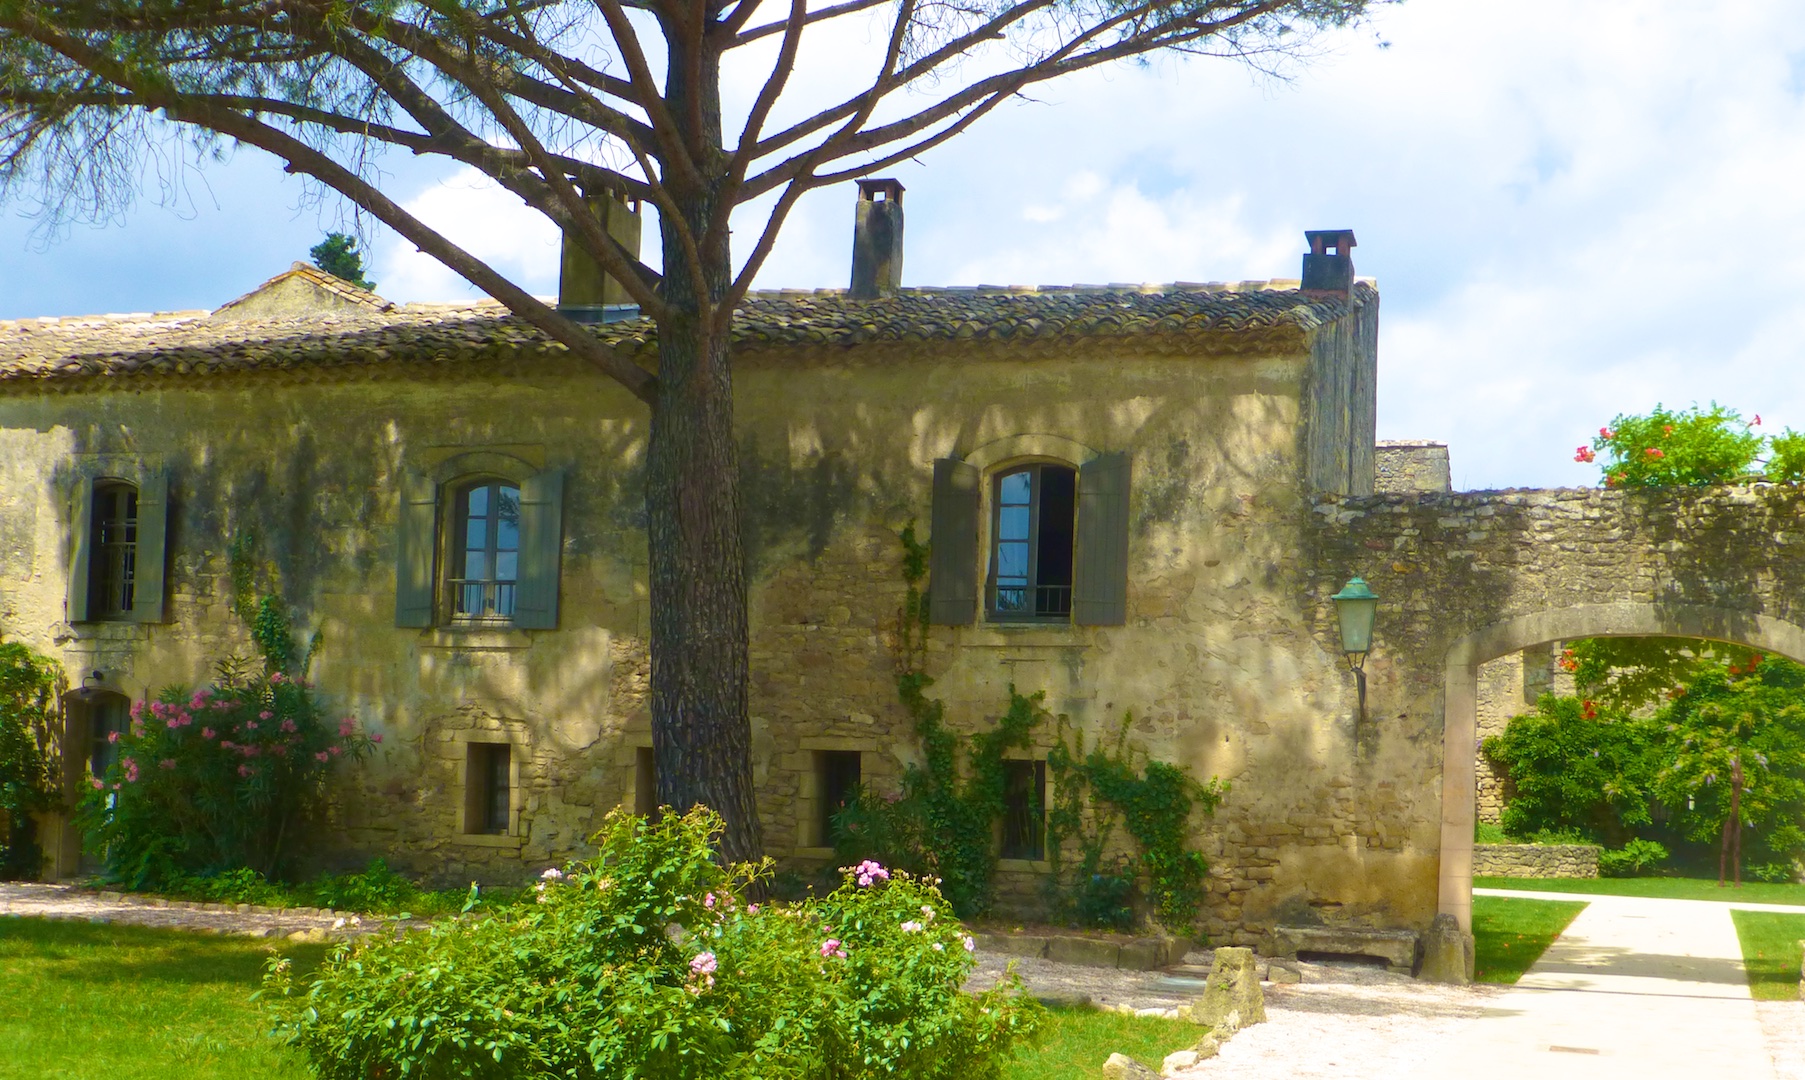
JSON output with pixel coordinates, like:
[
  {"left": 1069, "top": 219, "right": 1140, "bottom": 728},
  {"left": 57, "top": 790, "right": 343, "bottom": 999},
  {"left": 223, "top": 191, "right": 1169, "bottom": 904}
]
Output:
[{"left": 645, "top": 30, "right": 764, "bottom": 866}]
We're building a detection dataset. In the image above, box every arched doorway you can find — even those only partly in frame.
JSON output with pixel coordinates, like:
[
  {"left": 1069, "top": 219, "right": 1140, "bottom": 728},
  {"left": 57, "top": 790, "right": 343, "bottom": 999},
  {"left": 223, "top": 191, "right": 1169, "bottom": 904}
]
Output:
[{"left": 1437, "top": 602, "right": 1805, "bottom": 932}]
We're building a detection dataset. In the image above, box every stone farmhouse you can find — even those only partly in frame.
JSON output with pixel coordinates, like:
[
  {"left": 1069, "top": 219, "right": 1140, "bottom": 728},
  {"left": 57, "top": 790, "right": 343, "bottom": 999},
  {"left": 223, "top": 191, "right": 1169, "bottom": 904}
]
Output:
[{"left": 8, "top": 185, "right": 1803, "bottom": 955}]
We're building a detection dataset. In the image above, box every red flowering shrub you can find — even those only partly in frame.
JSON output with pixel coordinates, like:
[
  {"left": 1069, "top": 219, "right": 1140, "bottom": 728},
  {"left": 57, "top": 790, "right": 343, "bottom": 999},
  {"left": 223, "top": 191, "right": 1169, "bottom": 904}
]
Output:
[
  {"left": 1584, "top": 404, "right": 1761, "bottom": 487},
  {"left": 76, "top": 598, "right": 377, "bottom": 887}
]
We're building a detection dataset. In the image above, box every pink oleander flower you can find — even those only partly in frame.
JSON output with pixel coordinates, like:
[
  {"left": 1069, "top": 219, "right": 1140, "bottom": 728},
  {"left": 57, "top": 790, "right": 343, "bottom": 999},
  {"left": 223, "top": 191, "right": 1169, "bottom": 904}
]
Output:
[
  {"left": 202, "top": 728, "right": 216, "bottom": 740},
  {"left": 190, "top": 693, "right": 208, "bottom": 710},
  {"left": 238, "top": 764, "right": 255, "bottom": 778},
  {"left": 371, "top": 734, "right": 383, "bottom": 744},
  {"left": 129, "top": 700, "right": 145, "bottom": 720},
  {"left": 122, "top": 758, "right": 139, "bottom": 783},
  {"left": 89, "top": 777, "right": 103, "bottom": 790},
  {"left": 270, "top": 744, "right": 287, "bottom": 757},
  {"left": 159, "top": 759, "right": 176, "bottom": 770},
  {"left": 268, "top": 671, "right": 285, "bottom": 684},
  {"left": 819, "top": 939, "right": 847, "bottom": 959},
  {"left": 107, "top": 731, "right": 119, "bottom": 744},
  {"left": 259, "top": 710, "right": 273, "bottom": 721},
  {"left": 339, "top": 718, "right": 356, "bottom": 737},
  {"left": 328, "top": 745, "right": 342, "bottom": 756},
  {"left": 129, "top": 720, "right": 144, "bottom": 737},
  {"left": 280, "top": 718, "right": 297, "bottom": 733},
  {"left": 315, "top": 751, "right": 330, "bottom": 763},
  {"left": 245, "top": 720, "right": 259, "bottom": 731}
]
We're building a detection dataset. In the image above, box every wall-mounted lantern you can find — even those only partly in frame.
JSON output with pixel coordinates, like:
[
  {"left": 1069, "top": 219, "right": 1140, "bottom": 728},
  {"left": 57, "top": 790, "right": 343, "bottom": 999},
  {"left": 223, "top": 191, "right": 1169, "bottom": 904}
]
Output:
[
  {"left": 73, "top": 670, "right": 107, "bottom": 703},
  {"left": 1331, "top": 577, "right": 1379, "bottom": 723}
]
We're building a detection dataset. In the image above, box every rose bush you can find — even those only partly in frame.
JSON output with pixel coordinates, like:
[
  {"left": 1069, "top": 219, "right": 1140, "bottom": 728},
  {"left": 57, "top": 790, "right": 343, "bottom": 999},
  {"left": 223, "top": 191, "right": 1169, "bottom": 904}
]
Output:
[{"left": 263, "top": 808, "right": 1043, "bottom": 1080}]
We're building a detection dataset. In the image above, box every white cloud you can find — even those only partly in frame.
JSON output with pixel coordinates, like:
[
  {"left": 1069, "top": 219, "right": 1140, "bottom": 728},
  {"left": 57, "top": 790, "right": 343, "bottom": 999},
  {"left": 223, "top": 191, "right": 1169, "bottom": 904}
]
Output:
[{"left": 374, "top": 169, "right": 563, "bottom": 302}]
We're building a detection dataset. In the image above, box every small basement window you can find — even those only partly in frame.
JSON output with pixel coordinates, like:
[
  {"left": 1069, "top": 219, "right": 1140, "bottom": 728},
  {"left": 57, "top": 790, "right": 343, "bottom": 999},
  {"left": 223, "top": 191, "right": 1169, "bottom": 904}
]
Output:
[
  {"left": 816, "top": 750, "right": 862, "bottom": 847},
  {"left": 634, "top": 746, "right": 662, "bottom": 822},
  {"left": 1001, "top": 759, "right": 1046, "bottom": 860},
  {"left": 464, "top": 742, "right": 512, "bottom": 835}
]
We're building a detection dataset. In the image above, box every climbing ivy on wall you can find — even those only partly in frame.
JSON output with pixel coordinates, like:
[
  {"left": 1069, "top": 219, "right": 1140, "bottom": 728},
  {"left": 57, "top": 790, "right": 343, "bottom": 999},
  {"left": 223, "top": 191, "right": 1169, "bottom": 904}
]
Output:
[
  {"left": 1046, "top": 715, "right": 1225, "bottom": 933},
  {"left": 832, "top": 525, "right": 1227, "bottom": 930},
  {"left": 832, "top": 525, "right": 1042, "bottom": 916}
]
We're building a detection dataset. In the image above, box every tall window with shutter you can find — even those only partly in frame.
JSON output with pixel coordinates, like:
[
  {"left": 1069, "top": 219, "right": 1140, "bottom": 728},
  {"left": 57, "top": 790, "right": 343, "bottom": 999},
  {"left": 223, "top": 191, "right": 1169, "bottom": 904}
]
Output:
[
  {"left": 67, "top": 470, "right": 170, "bottom": 624},
  {"left": 927, "top": 452, "right": 1131, "bottom": 627},
  {"left": 393, "top": 457, "right": 565, "bottom": 631}
]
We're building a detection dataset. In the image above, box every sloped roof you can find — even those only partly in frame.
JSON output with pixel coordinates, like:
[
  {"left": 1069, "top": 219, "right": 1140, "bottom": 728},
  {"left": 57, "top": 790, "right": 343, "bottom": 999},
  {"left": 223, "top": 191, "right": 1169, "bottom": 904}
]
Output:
[
  {"left": 212, "top": 262, "right": 393, "bottom": 319},
  {"left": 0, "top": 279, "right": 1375, "bottom": 386}
]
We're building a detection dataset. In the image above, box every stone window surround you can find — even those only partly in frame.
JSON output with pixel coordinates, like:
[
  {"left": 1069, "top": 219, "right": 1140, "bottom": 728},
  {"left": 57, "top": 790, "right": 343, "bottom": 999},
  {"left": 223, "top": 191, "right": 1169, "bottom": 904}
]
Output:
[
  {"left": 996, "top": 754, "right": 1052, "bottom": 872},
  {"left": 793, "top": 735, "right": 881, "bottom": 857},
  {"left": 963, "top": 434, "right": 1099, "bottom": 633},
  {"left": 449, "top": 727, "right": 529, "bottom": 847},
  {"left": 424, "top": 449, "right": 538, "bottom": 631}
]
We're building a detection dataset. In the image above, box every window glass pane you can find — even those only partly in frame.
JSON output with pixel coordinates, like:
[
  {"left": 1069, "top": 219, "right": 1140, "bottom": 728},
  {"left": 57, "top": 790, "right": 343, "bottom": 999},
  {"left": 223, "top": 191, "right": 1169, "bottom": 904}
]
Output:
[
  {"left": 999, "top": 505, "right": 1031, "bottom": 541},
  {"left": 465, "top": 513, "right": 488, "bottom": 553},
  {"left": 495, "top": 550, "right": 518, "bottom": 582},
  {"left": 496, "top": 486, "right": 520, "bottom": 535},
  {"left": 996, "top": 540, "right": 1029, "bottom": 582},
  {"left": 995, "top": 586, "right": 1028, "bottom": 612},
  {"left": 464, "top": 550, "right": 488, "bottom": 580},
  {"left": 1036, "top": 466, "right": 1077, "bottom": 588},
  {"left": 999, "top": 470, "right": 1031, "bottom": 505},
  {"left": 467, "top": 485, "right": 489, "bottom": 516}
]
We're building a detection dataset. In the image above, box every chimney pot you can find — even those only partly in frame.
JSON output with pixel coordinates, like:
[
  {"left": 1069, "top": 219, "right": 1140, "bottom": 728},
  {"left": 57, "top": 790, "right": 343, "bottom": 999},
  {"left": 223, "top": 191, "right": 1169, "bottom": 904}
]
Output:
[
  {"left": 558, "top": 191, "right": 643, "bottom": 323},
  {"left": 1301, "top": 229, "right": 1357, "bottom": 296},
  {"left": 850, "top": 179, "right": 905, "bottom": 300}
]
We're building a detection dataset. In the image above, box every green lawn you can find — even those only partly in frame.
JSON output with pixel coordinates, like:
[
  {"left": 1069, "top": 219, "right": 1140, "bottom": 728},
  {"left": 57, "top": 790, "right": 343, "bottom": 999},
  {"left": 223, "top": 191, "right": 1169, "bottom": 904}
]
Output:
[
  {"left": 1730, "top": 910, "right": 1805, "bottom": 1001},
  {"left": 0, "top": 917, "right": 324, "bottom": 1080},
  {"left": 1476, "top": 875, "right": 1805, "bottom": 906},
  {"left": 1003, "top": 1005, "right": 1198, "bottom": 1080},
  {"left": 1472, "top": 894, "right": 1588, "bottom": 984}
]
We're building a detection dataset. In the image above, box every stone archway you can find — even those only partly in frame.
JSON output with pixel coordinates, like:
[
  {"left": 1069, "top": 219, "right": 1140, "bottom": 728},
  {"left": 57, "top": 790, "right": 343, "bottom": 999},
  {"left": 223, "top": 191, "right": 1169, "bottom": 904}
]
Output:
[{"left": 1436, "top": 601, "right": 1805, "bottom": 932}]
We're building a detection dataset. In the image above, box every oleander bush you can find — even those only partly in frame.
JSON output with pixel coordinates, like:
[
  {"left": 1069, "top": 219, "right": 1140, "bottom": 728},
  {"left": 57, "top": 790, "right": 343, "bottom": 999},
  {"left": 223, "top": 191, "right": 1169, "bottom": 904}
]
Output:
[
  {"left": 264, "top": 807, "right": 1043, "bottom": 1080},
  {"left": 75, "top": 598, "right": 378, "bottom": 889}
]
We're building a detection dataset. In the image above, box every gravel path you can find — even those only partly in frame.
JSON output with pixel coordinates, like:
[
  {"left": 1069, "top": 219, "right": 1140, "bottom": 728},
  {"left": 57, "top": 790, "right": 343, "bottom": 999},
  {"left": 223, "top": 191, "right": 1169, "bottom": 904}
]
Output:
[{"left": 0, "top": 881, "right": 397, "bottom": 940}]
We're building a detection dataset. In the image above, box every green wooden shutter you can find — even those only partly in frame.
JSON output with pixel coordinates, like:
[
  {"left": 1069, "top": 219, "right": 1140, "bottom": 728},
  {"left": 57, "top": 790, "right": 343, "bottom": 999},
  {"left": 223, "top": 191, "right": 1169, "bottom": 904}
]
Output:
[
  {"left": 394, "top": 470, "right": 439, "bottom": 628},
  {"left": 66, "top": 474, "right": 94, "bottom": 624},
  {"left": 928, "top": 458, "right": 979, "bottom": 626},
  {"left": 513, "top": 468, "right": 565, "bottom": 630},
  {"left": 128, "top": 469, "right": 170, "bottom": 623},
  {"left": 1074, "top": 452, "right": 1131, "bottom": 626}
]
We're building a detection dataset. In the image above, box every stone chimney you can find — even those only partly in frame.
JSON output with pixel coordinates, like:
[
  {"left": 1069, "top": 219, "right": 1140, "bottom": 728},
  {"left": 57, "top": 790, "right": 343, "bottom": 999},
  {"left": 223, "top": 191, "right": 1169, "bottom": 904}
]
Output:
[
  {"left": 1301, "top": 229, "right": 1357, "bottom": 297},
  {"left": 849, "top": 179, "right": 904, "bottom": 300},
  {"left": 558, "top": 191, "right": 642, "bottom": 323}
]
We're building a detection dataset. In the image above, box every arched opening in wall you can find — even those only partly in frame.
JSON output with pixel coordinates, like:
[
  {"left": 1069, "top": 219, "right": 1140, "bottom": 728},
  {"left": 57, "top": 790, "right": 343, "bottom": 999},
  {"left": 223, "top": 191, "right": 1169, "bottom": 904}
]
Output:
[{"left": 1439, "top": 604, "right": 1805, "bottom": 932}]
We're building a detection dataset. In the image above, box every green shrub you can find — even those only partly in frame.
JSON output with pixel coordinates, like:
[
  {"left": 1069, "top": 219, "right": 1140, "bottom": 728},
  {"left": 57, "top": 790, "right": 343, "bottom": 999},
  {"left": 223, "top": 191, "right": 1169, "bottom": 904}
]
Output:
[
  {"left": 1474, "top": 821, "right": 1508, "bottom": 844},
  {"left": 75, "top": 599, "right": 378, "bottom": 888},
  {"left": 1584, "top": 403, "right": 1762, "bottom": 488},
  {"left": 1483, "top": 694, "right": 1658, "bottom": 846},
  {"left": 1598, "top": 839, "right": 1668, "bottom": 877},
  {"left": 264, "top": 808, "right": 1044, "bottom": 1080},
  {"left": 0, "top": 639, "right": 60, "bottom": 879},
  {"left": 1765, "top": 428, "right": 1805, "bottom": 482}
]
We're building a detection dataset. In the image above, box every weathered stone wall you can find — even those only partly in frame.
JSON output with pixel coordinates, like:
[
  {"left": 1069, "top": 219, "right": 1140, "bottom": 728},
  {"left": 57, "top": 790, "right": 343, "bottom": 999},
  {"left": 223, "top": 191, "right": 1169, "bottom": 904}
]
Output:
[
  {"left": 1306, "top": 484, "right": 1805, "bottom": 930},
  {"left": 1373, "top": 441, "right": 1450, "bottom": 494},
  {"left": 3, "top": 295, "right": 1389, "bottom": 949},
  {"left": 1472, "top": 843, "right": 1600, "bottom": 879}
]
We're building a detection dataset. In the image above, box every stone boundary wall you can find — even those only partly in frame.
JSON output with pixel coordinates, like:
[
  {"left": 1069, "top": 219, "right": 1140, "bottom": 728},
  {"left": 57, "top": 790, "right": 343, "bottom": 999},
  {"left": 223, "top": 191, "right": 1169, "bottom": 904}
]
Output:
[{"left": 1472, "top": 843, "right": 1600, "bottom": 879}]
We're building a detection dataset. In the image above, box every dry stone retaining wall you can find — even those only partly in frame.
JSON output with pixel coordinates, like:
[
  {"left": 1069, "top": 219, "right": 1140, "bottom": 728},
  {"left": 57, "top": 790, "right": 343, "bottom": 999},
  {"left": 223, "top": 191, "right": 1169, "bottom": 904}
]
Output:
[{"left": 1471, "top": 843, "right": 1600, "bottom": 879}]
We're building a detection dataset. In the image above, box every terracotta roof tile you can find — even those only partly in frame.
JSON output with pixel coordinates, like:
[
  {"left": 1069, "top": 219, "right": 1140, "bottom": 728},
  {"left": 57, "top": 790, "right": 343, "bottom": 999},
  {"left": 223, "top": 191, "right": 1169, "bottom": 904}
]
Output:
[{"left": 0, "top": 279, "right": 1375, "bottom": 386}]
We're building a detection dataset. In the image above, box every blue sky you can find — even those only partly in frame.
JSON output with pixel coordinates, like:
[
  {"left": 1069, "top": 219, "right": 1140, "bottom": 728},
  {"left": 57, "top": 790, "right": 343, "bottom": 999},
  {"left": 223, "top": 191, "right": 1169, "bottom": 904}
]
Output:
[{"left": 4, "top": 0, "right": 1803, "bottom": 490}]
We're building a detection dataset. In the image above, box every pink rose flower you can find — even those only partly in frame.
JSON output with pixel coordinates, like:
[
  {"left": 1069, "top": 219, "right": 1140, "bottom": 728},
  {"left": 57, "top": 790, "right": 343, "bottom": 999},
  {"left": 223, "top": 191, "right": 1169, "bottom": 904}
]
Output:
[{"left": 819, "top": 938, "right": 847, "bottom": 959}]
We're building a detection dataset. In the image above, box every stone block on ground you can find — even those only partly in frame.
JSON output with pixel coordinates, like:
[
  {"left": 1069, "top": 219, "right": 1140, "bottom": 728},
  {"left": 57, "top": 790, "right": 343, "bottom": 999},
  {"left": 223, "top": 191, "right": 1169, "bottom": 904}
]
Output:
[
  {"left": 1267, "top": 925, "right": 1421, "bottom": 974},
  {"left": 1417, "top": 913, "right": 1475, "bottom": 984},
  {"left": 1265, "top": 958, "right": 1302, "bottom": 984},
  {"left": 1185, "top": 945, "right": 1265, "bottom": 1030},
  {"left": 1117, "top": 936, "right": 1186, "bottom": 971},
  {"left": 1102, "top": 1052, "right": 1160, "bottom": 1079},
  {"left": 973, "top": 932, "right": 1048, "bottom": 959},
  {"left": 1046, "top": 935, "right": 1122, "bottom": 968}
]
